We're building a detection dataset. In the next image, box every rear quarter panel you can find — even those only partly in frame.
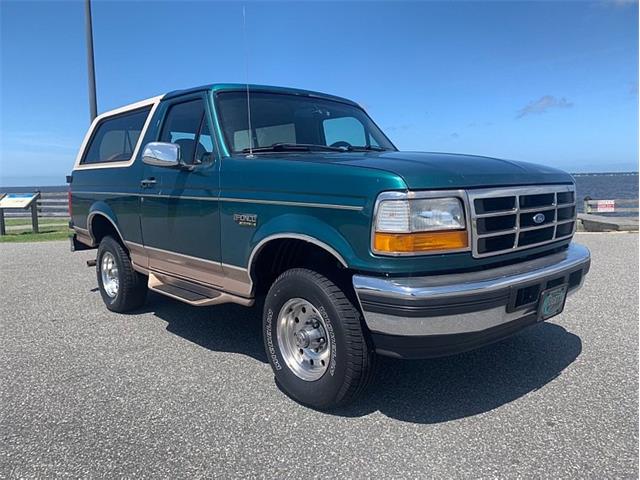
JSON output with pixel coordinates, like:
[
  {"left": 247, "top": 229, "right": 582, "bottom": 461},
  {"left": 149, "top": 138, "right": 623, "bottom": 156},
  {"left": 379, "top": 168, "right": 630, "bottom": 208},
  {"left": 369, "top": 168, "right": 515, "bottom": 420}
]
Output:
[{"left": 71, "top": 166, "right": 143, "bottom": 244}]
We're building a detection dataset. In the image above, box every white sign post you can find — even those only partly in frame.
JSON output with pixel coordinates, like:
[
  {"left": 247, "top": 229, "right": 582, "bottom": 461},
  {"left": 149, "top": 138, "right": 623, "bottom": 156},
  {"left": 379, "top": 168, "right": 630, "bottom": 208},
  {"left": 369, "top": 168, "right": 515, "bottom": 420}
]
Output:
[{"left": 0, "top": 193, "right": 41, "bottom": 235}]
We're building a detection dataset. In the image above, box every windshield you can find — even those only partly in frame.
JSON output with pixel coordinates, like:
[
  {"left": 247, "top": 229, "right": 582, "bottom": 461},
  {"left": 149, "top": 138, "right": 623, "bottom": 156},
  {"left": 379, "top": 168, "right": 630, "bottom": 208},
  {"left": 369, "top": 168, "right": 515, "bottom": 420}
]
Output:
[{"left": 216, "top": 91, "right": 396, "bottom": 154}]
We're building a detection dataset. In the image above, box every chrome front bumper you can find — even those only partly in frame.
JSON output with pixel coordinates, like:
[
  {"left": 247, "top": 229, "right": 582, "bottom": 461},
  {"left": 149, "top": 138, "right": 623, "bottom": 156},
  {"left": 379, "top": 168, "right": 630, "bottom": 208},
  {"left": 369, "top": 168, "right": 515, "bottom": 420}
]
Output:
[{"left": 353, "top": 243, "right": 591, "bottom": 358}]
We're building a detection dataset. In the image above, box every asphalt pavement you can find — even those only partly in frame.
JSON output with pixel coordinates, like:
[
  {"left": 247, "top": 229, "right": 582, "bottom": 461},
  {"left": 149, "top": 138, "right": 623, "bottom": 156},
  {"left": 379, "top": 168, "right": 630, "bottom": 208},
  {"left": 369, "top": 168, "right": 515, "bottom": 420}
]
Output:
[{"left": 1, "top": 233, "right": 637, "bottom": 479}]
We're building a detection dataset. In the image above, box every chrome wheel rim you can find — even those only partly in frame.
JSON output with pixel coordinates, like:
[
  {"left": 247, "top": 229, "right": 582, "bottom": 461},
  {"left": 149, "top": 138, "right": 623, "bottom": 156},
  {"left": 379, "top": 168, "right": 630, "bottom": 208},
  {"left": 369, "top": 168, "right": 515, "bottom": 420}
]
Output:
[
  {"left": 276, "top": 298, "right": 331, "bottom": 381},
  {"left": 100, "top": 251, "right": 119, "bottom": 298}
]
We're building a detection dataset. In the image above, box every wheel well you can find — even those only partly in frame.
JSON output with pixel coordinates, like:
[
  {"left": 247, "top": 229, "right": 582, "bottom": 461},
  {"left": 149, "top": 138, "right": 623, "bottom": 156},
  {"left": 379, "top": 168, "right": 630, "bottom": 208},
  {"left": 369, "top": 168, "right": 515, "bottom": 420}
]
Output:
[
  {"left": 252, "top": 239, "right": 351, "bottom": 296},
  {"left": 90, "top": 214, "right": 123, "bottom": 246}
]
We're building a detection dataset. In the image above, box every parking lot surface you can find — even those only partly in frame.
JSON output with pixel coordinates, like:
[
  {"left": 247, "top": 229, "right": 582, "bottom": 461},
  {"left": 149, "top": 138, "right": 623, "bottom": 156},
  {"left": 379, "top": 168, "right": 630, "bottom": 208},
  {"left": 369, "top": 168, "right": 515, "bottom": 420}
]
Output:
[{"left": 1, "top": 233, "right": 637, "bottom": 479}]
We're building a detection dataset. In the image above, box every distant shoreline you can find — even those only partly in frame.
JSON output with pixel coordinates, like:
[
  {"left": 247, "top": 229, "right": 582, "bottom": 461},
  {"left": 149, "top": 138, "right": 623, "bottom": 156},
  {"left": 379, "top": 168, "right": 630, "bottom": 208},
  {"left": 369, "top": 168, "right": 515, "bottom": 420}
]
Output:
[{"left": 571, "top": 172, "right": 639, "bottom": 176}]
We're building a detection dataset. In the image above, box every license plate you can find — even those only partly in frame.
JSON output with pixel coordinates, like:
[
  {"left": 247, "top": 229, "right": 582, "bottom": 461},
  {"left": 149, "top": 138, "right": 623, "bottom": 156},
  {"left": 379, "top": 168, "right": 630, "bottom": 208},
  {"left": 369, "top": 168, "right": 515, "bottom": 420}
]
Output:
[{"left": 538, "top": 284, "right": 568, "bottom": 321}]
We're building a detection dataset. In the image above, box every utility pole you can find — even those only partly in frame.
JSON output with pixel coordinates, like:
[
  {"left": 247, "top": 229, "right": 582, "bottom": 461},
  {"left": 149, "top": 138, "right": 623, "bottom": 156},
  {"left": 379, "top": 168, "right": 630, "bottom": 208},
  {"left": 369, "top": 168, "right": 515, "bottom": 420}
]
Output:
[{"left": 84, "top": 0, "right": 97, "bottom": 122}]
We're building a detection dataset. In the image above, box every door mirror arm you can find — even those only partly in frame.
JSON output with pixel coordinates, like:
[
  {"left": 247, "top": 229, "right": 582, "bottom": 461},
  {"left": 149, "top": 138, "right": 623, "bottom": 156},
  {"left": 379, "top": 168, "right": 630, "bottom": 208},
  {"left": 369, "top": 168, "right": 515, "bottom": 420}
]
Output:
[{"left": 178, "top": 161, "right": 195, "bottom": 172}]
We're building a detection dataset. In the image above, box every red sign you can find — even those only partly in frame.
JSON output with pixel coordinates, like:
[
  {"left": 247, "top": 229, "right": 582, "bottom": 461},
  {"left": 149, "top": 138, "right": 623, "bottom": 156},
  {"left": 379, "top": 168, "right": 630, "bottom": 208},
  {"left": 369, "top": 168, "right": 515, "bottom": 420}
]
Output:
[{"left": 596, "top": 200, "right": 615, "bottom": 213}]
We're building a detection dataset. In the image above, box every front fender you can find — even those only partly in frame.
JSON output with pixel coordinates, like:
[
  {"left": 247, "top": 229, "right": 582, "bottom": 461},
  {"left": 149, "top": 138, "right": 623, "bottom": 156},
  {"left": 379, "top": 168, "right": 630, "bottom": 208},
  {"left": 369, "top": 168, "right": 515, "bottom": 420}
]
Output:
[{"left": 248, "top": 213, "right": 358, "bottom": 269}]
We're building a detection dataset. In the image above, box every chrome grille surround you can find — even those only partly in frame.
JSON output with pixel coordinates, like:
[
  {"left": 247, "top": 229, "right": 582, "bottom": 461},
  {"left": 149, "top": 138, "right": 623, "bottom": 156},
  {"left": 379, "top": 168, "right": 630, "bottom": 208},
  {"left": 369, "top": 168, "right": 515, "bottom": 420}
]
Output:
[{"left": 467, "top": 184, "right": 577, "bottom": 258}]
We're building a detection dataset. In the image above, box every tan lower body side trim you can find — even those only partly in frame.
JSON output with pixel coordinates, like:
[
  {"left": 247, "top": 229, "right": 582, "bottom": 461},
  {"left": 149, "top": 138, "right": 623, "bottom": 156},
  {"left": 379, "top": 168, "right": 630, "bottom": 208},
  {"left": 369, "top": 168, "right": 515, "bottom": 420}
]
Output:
[
  {"left": 148, "top": 272, "right": 253, "bottom": 307},
  {"left": 73, "top": 227, "right": 95, "bottom": 247},
  {"left": 126, "top": 241, "right": 148, "bottom": 271},
  {"left": 124, "top": 241, "right": 252, "bottom": 299},
  {"left": 221, "top": 263, "right": 253, "bottom": 297}
]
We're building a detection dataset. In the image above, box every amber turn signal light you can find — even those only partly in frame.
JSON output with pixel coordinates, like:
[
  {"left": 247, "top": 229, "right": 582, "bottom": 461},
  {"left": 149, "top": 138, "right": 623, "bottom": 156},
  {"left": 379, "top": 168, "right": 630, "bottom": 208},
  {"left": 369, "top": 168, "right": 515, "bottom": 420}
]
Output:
[{"left": 374, "top": 230, "right": 468, "bottom": 253}]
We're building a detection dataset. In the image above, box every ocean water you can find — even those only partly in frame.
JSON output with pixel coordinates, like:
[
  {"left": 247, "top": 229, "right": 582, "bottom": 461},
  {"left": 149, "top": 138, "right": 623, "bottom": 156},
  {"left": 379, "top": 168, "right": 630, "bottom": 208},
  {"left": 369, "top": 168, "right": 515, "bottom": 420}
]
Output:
[{"left": 573, "top": 173, "right": 638, "bottom": 213}]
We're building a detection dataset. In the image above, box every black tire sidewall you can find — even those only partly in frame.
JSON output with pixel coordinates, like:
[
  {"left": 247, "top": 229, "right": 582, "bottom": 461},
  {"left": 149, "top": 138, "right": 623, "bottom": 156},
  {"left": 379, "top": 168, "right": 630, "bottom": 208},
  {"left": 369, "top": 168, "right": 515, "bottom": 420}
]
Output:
[
  {"left": 263, "top": 270, "right": 358, "bottom": 408},
  {"left": 96, "top": 237, "right": 126, "bottom": 310}
]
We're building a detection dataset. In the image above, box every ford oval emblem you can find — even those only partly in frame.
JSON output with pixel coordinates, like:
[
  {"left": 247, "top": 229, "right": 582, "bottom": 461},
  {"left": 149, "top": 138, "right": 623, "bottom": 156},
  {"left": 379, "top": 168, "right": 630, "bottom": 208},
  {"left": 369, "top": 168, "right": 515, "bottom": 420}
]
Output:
[{"left": 533, "top": 213, "right": 546, "bottom": 224}]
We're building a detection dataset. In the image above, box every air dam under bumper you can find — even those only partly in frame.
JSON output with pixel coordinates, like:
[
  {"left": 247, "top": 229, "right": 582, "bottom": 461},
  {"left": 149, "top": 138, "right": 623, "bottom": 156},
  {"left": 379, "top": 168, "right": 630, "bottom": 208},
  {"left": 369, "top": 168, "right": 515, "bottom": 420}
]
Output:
[{"left": 353, "top": 243, "right": 591, "bottom": 359}]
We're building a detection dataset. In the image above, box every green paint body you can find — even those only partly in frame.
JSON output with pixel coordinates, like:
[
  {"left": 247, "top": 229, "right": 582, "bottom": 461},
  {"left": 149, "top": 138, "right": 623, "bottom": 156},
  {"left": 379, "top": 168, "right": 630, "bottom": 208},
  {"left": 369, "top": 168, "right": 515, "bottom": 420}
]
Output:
[{"left": 71, "top": 84, "right": 574, "bottom": 277}]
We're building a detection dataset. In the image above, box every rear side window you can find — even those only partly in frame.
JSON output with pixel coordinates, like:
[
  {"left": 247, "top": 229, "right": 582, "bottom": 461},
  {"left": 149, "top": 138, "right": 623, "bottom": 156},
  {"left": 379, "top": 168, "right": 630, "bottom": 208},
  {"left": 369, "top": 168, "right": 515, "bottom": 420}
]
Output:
[{"left": 81, "top": 106, "right": 151, "bottom": 164}]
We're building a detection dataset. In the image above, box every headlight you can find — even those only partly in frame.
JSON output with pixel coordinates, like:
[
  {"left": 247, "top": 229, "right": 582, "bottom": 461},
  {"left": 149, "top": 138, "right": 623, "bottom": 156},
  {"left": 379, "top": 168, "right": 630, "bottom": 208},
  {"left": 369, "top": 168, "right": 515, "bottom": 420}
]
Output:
[{"left": 373, "top": 195, "right": 468, "bottom": 254}]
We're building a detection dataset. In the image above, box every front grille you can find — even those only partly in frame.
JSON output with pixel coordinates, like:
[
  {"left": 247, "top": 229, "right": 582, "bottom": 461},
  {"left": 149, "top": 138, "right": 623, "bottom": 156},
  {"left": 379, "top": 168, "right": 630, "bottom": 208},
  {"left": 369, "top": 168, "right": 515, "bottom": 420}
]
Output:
[{"left": 467, "top": 185, "right": 576, "bottom": 258}]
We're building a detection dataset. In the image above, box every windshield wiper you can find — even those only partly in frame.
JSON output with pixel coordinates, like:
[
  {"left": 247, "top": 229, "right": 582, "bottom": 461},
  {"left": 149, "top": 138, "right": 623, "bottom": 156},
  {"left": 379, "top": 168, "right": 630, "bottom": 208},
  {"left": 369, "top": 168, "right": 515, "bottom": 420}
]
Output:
[
  {"left": 242, "top": 143, "right": 345, "bottom": 153},
  {"left": 345, "top": 145, "right": 388, "bottom": 152}
]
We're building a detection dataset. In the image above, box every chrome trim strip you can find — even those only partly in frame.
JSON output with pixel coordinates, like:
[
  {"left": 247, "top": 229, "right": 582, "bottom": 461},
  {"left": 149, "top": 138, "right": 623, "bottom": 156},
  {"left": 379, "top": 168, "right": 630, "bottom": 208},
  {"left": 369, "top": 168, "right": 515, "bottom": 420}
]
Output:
[
  {"left": 474, "top": 209, "right": 518, "bottom": 218},
  {"left": 141, "top": 194, "right": 217, "bottom": 201},
  {"left": 469, "top": 184, "right": 575, "bottom": 198},
  {"left": 223, "top": 262, "right": 249, "bottom": 272},
  {"left": 248, "top": 233, "right": 349, "bottom": 272},
  {"left": 363, "top": 305, "right": 533, "bottom": 336},
  {"left": 218, "top": 197, "right": 364, "bottom": 211},
  {"left": 354, "top": 243, "right": 589, "bottom": 301},
  {"left": 475, "top": 204, "right": 576, "bottom": 219},
  {"left": 244, "top": 233, "right": 350, "bottom": 294},
  {"left": 477, "top": 228, "right": 517, "bottom": 239},
  {"left": 520, "top": 204, "right": 574, "bottom": 214},
  {"left": 353, "top": 243, "right": 590, "bottom": 336},
  {"left": 519, "top": 223, "right": 557, "bottom": 233},
  {"left": 475, "top": 221, "right": 568, "bottom": 239},
  {"left": 143, "top": 244, "right": 223, "bottom": 268},
  {"left": 86, "top": 212, "right": 126, "bottom": 246},
  {"left": 73, "top": 191, "right": 139, "bottom": 196},
  {"left": 71, "top": 191, "right": 363, "bottom": 211}
]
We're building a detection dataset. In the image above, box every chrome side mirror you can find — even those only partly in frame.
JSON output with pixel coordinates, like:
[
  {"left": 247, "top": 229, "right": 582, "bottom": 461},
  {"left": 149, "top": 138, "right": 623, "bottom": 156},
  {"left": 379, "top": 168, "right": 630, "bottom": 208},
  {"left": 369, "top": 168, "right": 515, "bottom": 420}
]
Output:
[{"left": 142, "top": 142, "right": 181, "bottom": 168}]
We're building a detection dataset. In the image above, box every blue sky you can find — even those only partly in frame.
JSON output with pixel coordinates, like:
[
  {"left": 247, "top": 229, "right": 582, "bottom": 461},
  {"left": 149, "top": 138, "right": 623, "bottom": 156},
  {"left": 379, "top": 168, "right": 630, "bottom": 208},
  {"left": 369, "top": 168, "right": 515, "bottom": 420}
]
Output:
[{"left": 1, "top": 0, "right": 638, "bottom": 186}]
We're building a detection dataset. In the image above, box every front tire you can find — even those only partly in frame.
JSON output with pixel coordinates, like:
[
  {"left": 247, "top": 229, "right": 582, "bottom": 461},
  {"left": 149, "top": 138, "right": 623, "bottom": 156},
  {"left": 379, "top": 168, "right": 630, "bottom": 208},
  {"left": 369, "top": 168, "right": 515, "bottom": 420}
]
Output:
[
  {"left": 263, "top": 268, "right": 375, "bottom": 409},
  {"left": 96, "top": 236, "right": 147, "bottom": 312}
]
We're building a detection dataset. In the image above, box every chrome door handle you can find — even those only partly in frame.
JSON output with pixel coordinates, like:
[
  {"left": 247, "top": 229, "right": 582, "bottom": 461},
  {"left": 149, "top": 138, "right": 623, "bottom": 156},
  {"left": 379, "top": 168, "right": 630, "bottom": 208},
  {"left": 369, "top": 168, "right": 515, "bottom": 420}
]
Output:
[{"left": 140, "top": 178, "right": 157, "bottom": 188}]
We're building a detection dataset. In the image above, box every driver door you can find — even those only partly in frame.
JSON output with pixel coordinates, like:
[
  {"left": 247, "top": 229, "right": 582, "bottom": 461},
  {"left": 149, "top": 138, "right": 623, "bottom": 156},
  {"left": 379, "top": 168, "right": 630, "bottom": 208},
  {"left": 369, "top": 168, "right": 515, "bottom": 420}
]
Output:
[{"left": 139, "top": 94, "right": 224, "bottom": 288}]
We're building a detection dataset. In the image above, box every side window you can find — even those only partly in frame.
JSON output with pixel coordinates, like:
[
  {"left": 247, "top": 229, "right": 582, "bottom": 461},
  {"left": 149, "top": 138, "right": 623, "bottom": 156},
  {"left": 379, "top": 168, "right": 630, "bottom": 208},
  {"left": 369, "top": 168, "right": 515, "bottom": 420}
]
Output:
[
  {"left": 159, "top": 99, "right": 212, "bottom": 165},
  {"left": 82, "top": 106, "right": 151, "bottom": 164},
  {"left": 195, "top": 117, "right": 214, "bottom": 164},
  {"left": 323, "top": 116, "right": 366, "bottom": 147}
]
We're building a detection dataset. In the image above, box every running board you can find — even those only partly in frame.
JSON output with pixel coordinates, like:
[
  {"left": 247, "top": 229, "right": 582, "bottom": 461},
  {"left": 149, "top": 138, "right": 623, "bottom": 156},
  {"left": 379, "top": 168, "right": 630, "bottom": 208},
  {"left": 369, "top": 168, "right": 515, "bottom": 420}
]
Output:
[{"left": 148, "top": 272, "right": 253, "bottom": 307}]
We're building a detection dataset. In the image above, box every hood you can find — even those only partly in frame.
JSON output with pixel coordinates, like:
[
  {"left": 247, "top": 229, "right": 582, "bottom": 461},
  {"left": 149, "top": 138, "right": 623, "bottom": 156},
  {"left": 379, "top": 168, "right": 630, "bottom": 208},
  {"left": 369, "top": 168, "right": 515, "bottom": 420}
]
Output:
[{"left": 280, "top": 151, "right": 574, "bottom": 190}]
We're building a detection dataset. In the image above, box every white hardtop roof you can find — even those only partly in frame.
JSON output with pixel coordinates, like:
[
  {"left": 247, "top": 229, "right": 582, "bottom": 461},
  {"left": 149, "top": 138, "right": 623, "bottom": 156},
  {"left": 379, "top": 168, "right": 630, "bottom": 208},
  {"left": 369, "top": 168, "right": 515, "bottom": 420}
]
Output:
[{"left": 96, "top": 95, "right": 164, "bottom": 120}]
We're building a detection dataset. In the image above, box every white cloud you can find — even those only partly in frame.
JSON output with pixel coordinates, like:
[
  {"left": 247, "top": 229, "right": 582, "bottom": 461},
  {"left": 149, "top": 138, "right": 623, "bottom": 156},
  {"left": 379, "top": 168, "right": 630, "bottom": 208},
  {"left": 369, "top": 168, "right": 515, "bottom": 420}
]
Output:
[{"left": 517, "top": 95, "right": 574, "bottom": 119}]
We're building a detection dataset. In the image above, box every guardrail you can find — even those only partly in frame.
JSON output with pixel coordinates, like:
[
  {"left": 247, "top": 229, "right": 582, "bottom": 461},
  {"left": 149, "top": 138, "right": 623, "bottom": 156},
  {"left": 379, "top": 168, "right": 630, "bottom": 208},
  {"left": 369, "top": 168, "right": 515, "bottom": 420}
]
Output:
[
  {"left": 583, "top": 197, "right": 639, "bottom": 215},
  {"left": 2, "top": 191, "right": 69, "bottom": 218}
]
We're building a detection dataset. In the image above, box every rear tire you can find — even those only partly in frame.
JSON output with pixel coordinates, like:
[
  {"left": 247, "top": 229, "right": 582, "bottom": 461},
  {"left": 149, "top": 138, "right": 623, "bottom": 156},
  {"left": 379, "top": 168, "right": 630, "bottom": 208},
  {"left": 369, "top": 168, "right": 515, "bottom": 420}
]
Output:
[
  {"left": 96, "top": 236, "right": 147, "bottom": 312},
  {"left": 263, "top": 268, "right": 375, "bottom": 410}
]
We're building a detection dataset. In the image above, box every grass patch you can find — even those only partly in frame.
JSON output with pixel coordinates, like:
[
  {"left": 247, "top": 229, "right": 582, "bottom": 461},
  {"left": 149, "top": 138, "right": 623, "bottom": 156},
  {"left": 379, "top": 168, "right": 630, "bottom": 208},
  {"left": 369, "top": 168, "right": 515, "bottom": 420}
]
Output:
[
  {"left": 4, "top": 218, "right": 68, "bottom": 227},
  {"left": 0, "top": 222, "right": 71, "bottom": 243}
]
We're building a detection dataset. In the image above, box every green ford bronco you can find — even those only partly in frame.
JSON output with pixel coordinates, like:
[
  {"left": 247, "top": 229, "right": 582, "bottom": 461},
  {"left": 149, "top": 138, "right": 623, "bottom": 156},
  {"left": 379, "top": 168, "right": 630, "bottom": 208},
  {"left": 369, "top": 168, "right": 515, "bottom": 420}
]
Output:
[{"left": 70, "top": 83, "right": 591, "bottom": 409}]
